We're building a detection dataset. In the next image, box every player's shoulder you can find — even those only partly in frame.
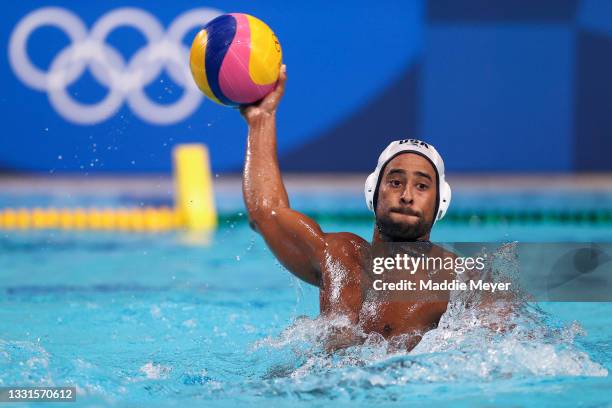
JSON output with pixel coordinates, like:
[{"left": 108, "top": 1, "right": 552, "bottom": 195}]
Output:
[
  {"left": 324, "top": 232, "right": 370, "bottom": 254},
  {"left": 427, "top": 242, "right": 458, "bottom": 259},
  {"left": 325, "top": 231, "right": 369, "bottom": 245},
  {"left": 321, "top": 232, "right": 370, "bottom": 273}
]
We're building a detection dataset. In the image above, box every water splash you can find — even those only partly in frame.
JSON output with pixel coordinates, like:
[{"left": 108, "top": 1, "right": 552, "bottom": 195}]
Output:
[
  {"left": 251, "top": 253, "right": 608, "bottom": 400},
  {"left": 139, "top": 362, "right": 172, "bottom": 380},
  {"left": 0, "top": 339, "right": 52, "bottom": 386}
]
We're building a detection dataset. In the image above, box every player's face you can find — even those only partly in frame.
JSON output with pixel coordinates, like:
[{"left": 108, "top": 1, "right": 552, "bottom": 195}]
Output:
[{"left": 375, "top": 153, "right": 437, "bottom": 241}]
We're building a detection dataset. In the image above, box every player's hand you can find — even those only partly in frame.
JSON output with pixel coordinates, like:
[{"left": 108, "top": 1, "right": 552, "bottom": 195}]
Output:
[{"left": 240, "top": 64, "right": 286, "bottom": 122}]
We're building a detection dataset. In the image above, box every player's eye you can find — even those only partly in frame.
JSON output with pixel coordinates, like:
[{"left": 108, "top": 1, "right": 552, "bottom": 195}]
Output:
[
  {"left": 388, "top": 179, "right": 402, "bottom": 188},
  {"left": 416, "top": 183, "right": 429, "bottom": 191}
]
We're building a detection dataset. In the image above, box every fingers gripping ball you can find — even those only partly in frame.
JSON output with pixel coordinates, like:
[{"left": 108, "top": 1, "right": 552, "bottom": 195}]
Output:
[{"left": 189, "top": 13, "right": 282, "bottom": 107}]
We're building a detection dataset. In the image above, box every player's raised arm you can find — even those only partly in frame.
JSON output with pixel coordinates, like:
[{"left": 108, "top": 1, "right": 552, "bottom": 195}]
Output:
[{"left": 240, "top": 65, "right": 326, "bottom": 287}]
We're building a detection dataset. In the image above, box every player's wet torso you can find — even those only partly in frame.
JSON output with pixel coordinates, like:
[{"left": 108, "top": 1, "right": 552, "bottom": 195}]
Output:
[{"left": 318, "top": 233, "right": 451, "bottom": 351}]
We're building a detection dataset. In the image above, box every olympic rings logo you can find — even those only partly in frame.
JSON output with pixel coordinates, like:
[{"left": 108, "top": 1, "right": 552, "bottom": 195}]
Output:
[{"left": 8, "top": 7, "right": 222, "bottom": 125}]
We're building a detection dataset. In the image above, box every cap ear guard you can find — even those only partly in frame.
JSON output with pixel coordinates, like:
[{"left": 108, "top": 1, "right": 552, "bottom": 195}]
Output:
[
  {"left": 436, "top": 178, "right": 451, "bottom": 221},
  {"left": 364, "top": 172, "right": 377, "bottom": 212}
]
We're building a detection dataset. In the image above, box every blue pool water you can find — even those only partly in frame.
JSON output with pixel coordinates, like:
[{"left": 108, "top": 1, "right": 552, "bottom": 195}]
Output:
[{"left": 1, "top": 191, "right": 611, "bottom": 407}]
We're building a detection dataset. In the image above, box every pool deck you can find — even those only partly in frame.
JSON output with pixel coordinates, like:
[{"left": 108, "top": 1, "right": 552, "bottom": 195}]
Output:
[{"left": 0, "top": 174, "right": 611, "bottom": 198}]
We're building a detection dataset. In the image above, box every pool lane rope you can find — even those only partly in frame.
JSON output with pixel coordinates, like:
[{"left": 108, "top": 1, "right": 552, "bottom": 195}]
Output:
[
  {"left": 216, "top": 210, "right": 612, "bottom": 226},
  {"left": 0, "top": 144, "right": 217, "bottom": 232},
  {"left": 1, "top": 144, "right": 610, "bottom": 231}
]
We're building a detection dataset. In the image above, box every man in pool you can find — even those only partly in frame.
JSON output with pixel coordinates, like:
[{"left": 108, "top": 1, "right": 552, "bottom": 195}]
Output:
[{"left": 240, "top": 65, "right": 456, "bottom": 351}]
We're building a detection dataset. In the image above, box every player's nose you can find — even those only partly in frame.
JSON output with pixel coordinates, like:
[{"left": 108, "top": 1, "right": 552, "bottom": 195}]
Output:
[{"left": 400, "top": 186, "right": 414, "bottom": 205}]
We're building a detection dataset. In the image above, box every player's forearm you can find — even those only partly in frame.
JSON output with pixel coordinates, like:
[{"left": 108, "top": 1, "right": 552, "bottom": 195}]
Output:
[{"left": 242, "top": 113, "right": 290, "bottom": 217}]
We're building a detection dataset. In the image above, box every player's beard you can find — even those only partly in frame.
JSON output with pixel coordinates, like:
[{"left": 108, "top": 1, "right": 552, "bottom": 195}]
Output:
[{"left": 375, "top": 210, "right": 432, "bottom": 242}]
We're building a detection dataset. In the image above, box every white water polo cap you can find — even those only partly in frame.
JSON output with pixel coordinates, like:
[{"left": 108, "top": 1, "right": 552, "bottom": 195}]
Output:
[{"left": 364, "top": 139, "right": 452, "bottom": 223}]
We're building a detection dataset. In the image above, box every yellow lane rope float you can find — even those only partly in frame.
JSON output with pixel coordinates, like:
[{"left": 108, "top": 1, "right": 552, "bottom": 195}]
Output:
[{"left": 0, "top": 144, "right": 217, "bottom": 232}]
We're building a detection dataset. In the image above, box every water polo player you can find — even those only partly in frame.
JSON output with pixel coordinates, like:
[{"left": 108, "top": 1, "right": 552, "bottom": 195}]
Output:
[{"left": 240, "top": 65, "right": 457, "bottom": 351}]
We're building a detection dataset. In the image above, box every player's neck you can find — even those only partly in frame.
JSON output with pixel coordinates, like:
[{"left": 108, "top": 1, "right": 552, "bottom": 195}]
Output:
[{"left": 371, "top": 227, "right": 430, "bottom": 244}]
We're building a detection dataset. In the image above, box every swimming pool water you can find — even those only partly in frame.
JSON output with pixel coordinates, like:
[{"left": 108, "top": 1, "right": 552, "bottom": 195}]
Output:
[{"left": 1, "top": 192, "right": 611, "bottom": 407}]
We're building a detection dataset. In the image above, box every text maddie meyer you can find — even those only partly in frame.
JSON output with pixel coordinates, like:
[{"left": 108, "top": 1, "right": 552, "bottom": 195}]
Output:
[{"left": 372, "top": 279, "right": 511, "bottom": 293}]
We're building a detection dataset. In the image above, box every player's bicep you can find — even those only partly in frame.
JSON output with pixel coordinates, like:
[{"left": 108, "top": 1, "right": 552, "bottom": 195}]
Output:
[{"left": 250, "top": 207, "right": 326, "bottom": 286}]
